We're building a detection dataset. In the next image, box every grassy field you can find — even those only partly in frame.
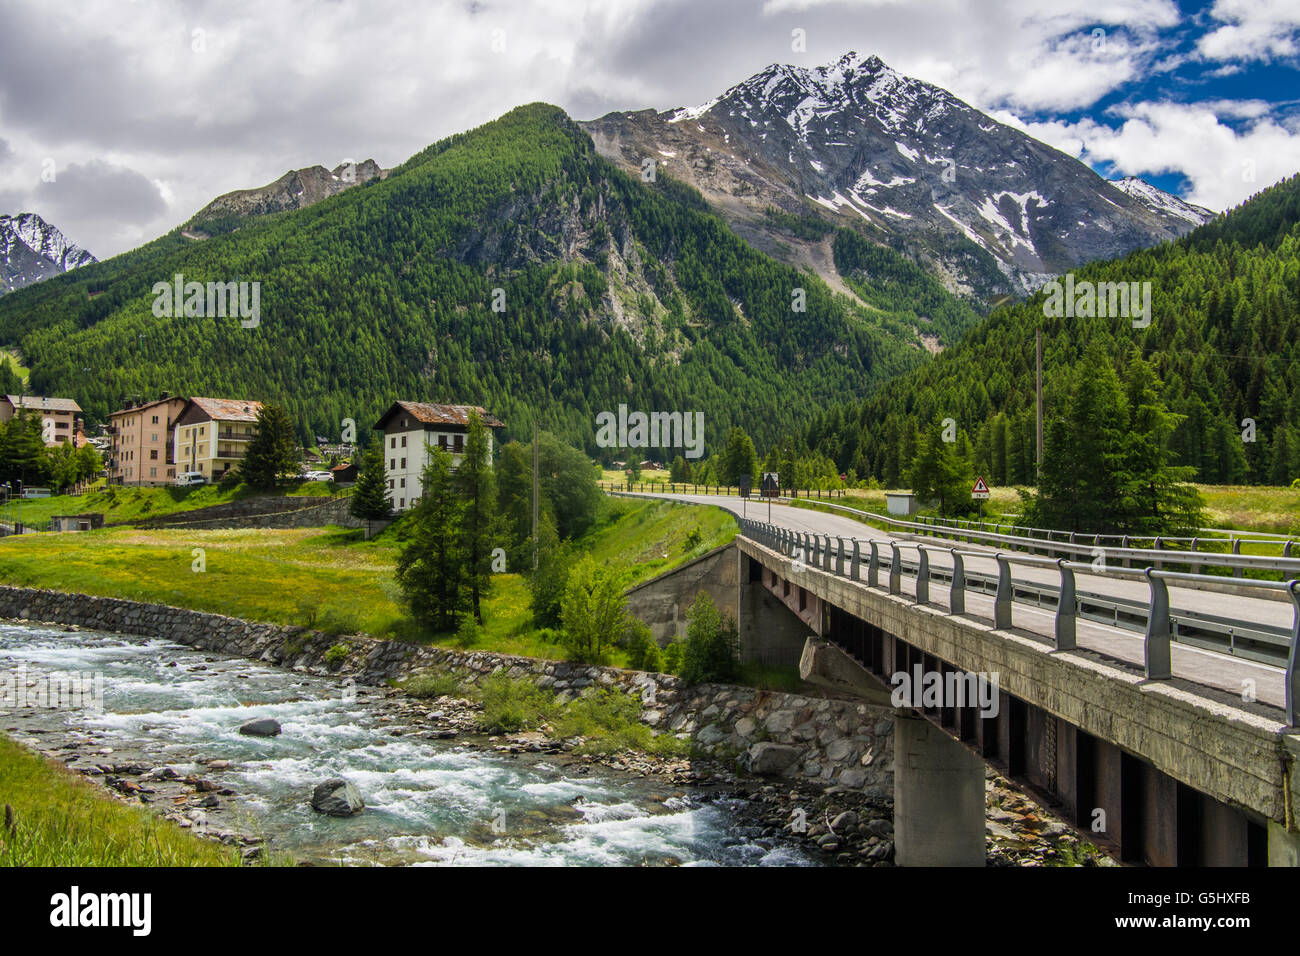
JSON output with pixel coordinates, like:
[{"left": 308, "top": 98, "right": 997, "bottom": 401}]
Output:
[
  {"left": 1198, "top": 485, "right": 1300, "bottom": 535},
  {"left": 824, "top": 484, "right": 1297, "bottom": 537},
  {"left": 2, "top": 481, "right": 341, "bottom": 529},
  {"left": 0, "top": 348, "right": 30, "bottom": 387},
  {"left": 0, "top": 525, "right": 407, "bottom": 636},
  {"left": 0, "top": 736, "right": 241, "bottom": 866},
  {"left": 575, "top": 495, "right": 737, "bottom": 588},
  {"left": 0, "top": 495, "right": 741, "bottom": 649},
  {"left": 599, "top": 466, "right": 671, "bottom": 484}
]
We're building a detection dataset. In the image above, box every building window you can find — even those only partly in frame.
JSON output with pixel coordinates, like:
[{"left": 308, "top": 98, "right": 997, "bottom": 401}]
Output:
[
  {"left": 150, "top": 450, "right": 158, "bottom": 460},
  {"left": 401, "top": 436, "right": 407, "bottom": 448},
  {"left": 151, "top": 415, "right": 159, "bottom": 425},
  {"left": 390, "top": 458, "right": 396, "bottom": 470},
  {"left": 400, "top": 478, "right": 405, "bottom": 488},
  {"left": 150, "top": 467, "right": 157, "bottom": 477},
  {"left": 400, "top": 458, "right": 406, "bottom": 469},
  {"left": 388, "top": 479, "right": 394, "bottom": 489},
  {"left": 453, "top": 435, "right": 463, "bottom": 453},
  {"left": 400, "top": 498, "right": 405, "bottom": 508},
  {"left": 390, "top": 436, "right": 396, "bottom": 449}
]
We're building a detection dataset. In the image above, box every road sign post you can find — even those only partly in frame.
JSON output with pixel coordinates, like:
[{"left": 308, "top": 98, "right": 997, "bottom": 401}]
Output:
[{"left": 971, "top": 476, "right": 991, "bottom": 526}]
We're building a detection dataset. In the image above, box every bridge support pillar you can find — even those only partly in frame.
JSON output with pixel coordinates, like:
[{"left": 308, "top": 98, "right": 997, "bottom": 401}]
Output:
[
  {"left": 895, "top": 713, "right": 986, "bottom": 866},
  {"left": 1268, "top": 821, "right": 1300, "bottom": 866}
]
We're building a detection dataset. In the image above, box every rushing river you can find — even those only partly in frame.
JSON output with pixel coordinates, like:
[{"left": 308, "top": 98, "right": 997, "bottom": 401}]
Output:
[{"left": 0, "top": 622, "right": 813, "bottom": 866}]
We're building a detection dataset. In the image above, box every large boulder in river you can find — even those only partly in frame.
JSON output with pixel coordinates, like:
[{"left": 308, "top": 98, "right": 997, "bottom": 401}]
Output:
[
  {"left": 238, "top": 718, "right": 282, "bottom": 737},
  {"left": 311, "top": 778, "right": 365, "bottom": 817}
]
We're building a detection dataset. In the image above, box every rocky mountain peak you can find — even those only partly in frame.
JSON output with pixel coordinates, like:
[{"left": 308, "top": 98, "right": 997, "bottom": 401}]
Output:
[{"left": 0, "top": 212, "right": 96, "bottom": 295}]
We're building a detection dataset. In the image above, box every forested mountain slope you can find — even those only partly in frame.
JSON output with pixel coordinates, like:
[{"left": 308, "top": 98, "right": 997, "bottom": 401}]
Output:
[
  {"left": 0, "top": 104, "right": 975, "bottom": 454},
  {"left": 796, "top": 173, "right": 1300, "bottom": 486}
]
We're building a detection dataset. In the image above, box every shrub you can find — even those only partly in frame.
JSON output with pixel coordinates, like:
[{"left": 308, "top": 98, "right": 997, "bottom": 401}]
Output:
[
  {"left": 661, "top": 639, "right": 685, "bottom": 675},
  {"left": 398, "top": 672, "right": 463, "bottom": 699},
  {"left": 478, "top": 675, "right": 557, "bottom": 734},
  {"left": 535, "top": 627, "right": 563, "bottom": 645},
  {"left": 217, "top": 468, "right": 243, "bottom": 492},
  {"left": 679, "top": 592, "right": 740, "bottom": 684},
  {"left": 560, "top": 555, "right": 627, "bottom": 665},
  {"left": 454, "top": 617, "right": 484, "bottom": 648},
  {"left": 528, "top": 538, "right": 576, "bottom": 628},
  {"left": 624, "top": 618, "right": 662, "bottom": 672},
  {"left": 323, "top": 643, "right": 351, "bottom": 668},
  {"left": 552, "top": 688, "right": 686, "bottom": 756},
  {"left": 684, "top": 528, "right": 703, "bottom": 550}
]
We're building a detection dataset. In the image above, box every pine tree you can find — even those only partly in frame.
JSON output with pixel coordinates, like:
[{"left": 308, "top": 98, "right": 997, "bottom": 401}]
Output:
[
  {"left": 454, "top": 411, "right": 498, "bottom": 625},
  {"left": 395, "top": 447, "right": 464, "bottom": 632},
  {"left": 494, "top": 439, "right": 534, "bottom": 567},
  {"left": 907, "top": 422, "right": 974, "bottom": 516},
  {"left": 242, "top": 403, "right": 299, "bottom": 490},
  {"left": 1028, "top": 349, "right": 1204, "bottom": 534},
  {"left": 0, "top": 412, "right": 50, "bottom": 487},
  {"left": 669, "top": 454, "right": 692, "bottom": 483},
  {"left": 720, "top": 426, "right": 758, "bottom": 486},
  {"left": 349, "top": 438, "right": 392, "bottom": 533}
]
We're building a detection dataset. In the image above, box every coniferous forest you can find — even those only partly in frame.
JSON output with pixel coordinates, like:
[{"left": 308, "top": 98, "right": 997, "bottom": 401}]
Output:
[
  {"left": 0, "top": 104, "right": 958, "bottom": 457},
  {"left": 794, "top": 174, "right": 1300, "bottom": 487}
]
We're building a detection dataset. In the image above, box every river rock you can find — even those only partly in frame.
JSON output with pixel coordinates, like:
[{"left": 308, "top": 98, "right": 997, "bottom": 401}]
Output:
[
  {"left": 238, "top": 718, "right": 281, "bottom": 737},
  {"left": 311, "top": 778, "right": 365, "bottom": 817},
  {"left": 746, "top": 742, "right": 802, "bottom": 776}
]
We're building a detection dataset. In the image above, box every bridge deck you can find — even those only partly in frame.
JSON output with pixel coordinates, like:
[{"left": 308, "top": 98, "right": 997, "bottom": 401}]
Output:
[{"left": 632, "top": 493, "right": 1292, "bottom": 717}]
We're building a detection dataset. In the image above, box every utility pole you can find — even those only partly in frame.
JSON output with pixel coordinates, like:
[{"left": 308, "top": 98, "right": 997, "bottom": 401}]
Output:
[
  {"left": 1035, "top": 328, "right": 1043, "bottom": 477},
  {"left": 531, "top": 419, "right": 539, "bottom": 571}
]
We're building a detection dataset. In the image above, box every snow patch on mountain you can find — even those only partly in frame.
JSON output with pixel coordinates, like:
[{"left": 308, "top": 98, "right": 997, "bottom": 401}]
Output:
[{"left": 1110, "top": 177, "right": 1215, "bottom": 225}]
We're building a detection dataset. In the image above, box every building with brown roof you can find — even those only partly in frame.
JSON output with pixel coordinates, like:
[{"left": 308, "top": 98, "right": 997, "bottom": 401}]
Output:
[
  {"left": 173, "top": 397, "right": 263, "bottom": 482},
  {"left": 107, "top": 395, "right": 188, "bottom": 485},
  {"left": 0, "top": 395, "right": 83, "bottom": 447},
  {"left": 372, "top": 401, "right": 504, "bottom": 511}
]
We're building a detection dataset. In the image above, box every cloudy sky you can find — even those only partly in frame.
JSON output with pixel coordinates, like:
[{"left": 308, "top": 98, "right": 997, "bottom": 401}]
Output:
[{"left": 2, "top": 0, "right": 1299, "bottom": 258}]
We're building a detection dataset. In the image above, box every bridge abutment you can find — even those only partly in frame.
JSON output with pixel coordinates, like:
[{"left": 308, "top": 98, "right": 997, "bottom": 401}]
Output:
[
  {"left": 895, "top": 712, "right": 987, "bottom": 866},
  {"left": 738, "top": 552, "right": 816, "bottom": 668}
]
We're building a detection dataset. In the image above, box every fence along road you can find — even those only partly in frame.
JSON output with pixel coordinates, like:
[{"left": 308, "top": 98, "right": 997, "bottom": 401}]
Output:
[{"left": 621, "top": 491, "right": 1299, "bottom": 718}]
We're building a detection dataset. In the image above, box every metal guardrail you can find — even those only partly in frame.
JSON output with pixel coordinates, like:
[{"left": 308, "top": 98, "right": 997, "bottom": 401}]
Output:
[
  {"left": 736, "top": 517, "right": 1300, "bottom": 728},
  {"left": 776, "top": 497, "right": 1300, "bottom": 580},
  {"left": 597, "top": 481, "right": 845, "bottom": 499}
]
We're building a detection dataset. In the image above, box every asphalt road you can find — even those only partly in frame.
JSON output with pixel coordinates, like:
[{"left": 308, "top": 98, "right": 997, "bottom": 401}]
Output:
[{"left": 626, "top": 491, "right": 1294, "bottom": 715}]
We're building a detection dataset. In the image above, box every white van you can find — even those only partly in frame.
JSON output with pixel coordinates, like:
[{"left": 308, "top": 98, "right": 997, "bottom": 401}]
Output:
[{"left": 174, "top": 472, "right": 207, "bottom": 487}]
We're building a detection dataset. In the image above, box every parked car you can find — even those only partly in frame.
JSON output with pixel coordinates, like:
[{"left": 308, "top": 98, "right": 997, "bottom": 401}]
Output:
[
  {"left": 302, "top": 471, "right": 334, "bottom": 482},
  {"left": 174, "top": 472, "right": 207, "bottom": 487}
]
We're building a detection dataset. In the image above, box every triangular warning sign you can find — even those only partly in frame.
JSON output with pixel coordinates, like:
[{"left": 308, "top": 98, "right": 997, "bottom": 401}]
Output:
[{"left": 971, "top": 476, "right": 990, "bottom": 495}]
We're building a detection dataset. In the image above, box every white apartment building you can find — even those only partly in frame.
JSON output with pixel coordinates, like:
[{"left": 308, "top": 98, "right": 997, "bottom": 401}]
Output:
[{"left": 373, "top": 401, "right": 504, "bottom": 511}]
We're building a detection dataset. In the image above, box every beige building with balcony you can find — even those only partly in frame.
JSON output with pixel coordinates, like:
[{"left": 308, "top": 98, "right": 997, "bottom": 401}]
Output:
[
  {"left": 107, "top": 395, "right": 188, "bottom": 485},
  {"left": 173, "top": 397, "right": 263, "bottom": 481},
  {"left": 0, "top": 394, "right": 82, "bottom": 447}
]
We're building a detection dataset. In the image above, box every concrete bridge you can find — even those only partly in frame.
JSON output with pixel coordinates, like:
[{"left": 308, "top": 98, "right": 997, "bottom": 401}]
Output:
[{"left": 625, "top": 491, "right": 1300, "bottom": 867}]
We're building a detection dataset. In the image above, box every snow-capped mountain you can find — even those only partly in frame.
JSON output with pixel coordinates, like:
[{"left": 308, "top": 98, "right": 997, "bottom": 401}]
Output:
[
  {"left": 584, "top": 52, "right": 1215, "bottom": 299},
  {"left": 1110, "top": 176, "right": 1214, "bottom": 226},
  {"left": 0, "top": 213, "right": 96, "bottom": 295}
]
